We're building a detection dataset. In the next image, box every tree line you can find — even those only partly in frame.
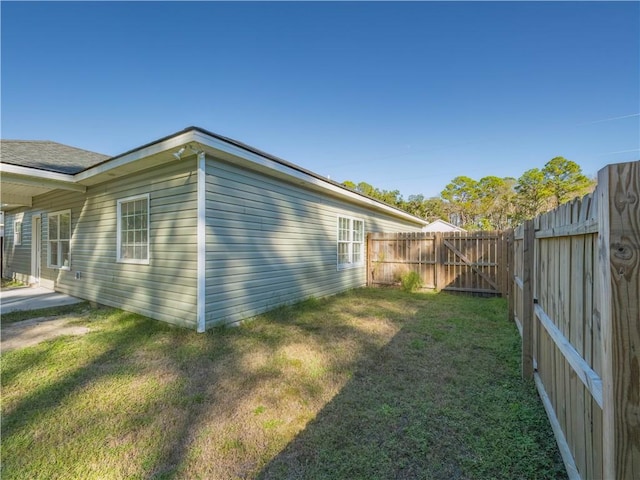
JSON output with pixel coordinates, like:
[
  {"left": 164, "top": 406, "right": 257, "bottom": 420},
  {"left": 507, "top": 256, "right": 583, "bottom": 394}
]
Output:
[{"left": 342, "top": 156, "right": 595, "bottom": 231}]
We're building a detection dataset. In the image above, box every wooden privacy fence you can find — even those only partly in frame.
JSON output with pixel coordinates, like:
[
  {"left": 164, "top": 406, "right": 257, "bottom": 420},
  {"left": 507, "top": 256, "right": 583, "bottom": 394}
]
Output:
[
  {"left": 367, "top": 231, "right": 508, "bottom": 295},
  {"left": 509, "top": 160, "right": 639, "bottom": 480}
]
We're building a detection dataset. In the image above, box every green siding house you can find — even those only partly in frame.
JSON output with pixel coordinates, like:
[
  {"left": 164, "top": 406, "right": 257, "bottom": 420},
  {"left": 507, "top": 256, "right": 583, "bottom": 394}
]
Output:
[{"left": 1, "top": 127, "right": 426, "bottom": 331}]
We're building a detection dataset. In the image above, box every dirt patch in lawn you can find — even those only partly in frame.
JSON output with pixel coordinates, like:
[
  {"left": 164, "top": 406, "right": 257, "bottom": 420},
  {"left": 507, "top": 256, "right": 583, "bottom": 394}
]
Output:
[{"left": 1, "top": 316, "right": 90, "bottom": 352}]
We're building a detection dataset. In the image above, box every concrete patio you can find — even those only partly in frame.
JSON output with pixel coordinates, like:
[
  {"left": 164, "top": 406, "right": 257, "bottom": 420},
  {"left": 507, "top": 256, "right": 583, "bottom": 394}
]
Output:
[{"left": 1, "top": 286, "right": 83, "bottom": 314}]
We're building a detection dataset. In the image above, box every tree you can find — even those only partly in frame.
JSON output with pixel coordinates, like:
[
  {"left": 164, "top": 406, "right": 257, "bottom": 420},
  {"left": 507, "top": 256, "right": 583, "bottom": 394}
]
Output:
[
  {"left": 401, "top": 195, "right": 448, "bottom": 221},
  {"left": 422, "top": 197, "right": 449, "bottom": 222},
  {"left": 403, "top": 194, "right": 427, "bottom": 217},
  {"left": 440, "top": 176, "right": 479, "bottom": 228},
  {"left": 343, "top": 156, "right": 595, "bottom": 229},
  {"left": 515, "top": 168, "right": 550, "bottom": 221},
  {"left": 356, "top": 181, "right": 375, "bottom": 197},
  {"left": 342, "top": 180, "right": 403, "bottom": 208},
  {"left": 476, "top": 176, "right": 517, "bottom": 230},
  {"left": 514, "top": 157, "right": 595, "bottom": 221},
  {"left": 542, "top": 156, "right": 594, "bottom": 207}
]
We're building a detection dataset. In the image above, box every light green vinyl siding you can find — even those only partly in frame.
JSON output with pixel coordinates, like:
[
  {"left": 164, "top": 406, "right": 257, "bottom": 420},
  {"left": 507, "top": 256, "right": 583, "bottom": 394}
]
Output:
[
  {"left": 203, "top": 156, "right": 421, "bottom": 327},
  {"left": 3, "top": 151, "right": 423, "bottom": 331},
  {"left": 3, "top": 210, "right": 32, "bottom": 284},
  {"left": 4, "top": 160, "right": 198, "bottom": 328}
]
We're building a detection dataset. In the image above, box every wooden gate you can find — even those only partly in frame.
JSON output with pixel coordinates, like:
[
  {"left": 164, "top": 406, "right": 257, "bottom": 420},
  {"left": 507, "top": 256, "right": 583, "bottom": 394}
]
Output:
[{"left": 367, "top": 231, "right": 507, "bottom": 295}]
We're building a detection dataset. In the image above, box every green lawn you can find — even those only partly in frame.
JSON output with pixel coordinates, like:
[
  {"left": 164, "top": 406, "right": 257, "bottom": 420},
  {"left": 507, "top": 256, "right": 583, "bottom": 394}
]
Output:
[
  {"left": 1, "top": 278, "right": 25, "bottom": 289},
  {"left": 1, "top": 288, "right": 566, "bottom": 479}
]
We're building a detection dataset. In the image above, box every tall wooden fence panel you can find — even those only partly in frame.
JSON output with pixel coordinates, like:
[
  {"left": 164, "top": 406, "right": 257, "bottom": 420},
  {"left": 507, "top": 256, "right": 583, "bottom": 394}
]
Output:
[
  {"left": 368, "top": 231, "right": 507, "bottom": 295},
  {"left": 510, "top": 160, "right": 639, "bottom": 480}
]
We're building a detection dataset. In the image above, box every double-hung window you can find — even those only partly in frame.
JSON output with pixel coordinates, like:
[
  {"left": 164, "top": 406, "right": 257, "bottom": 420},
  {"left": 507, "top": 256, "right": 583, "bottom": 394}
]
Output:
[
  {"left": 48, "top": 210, "right": 71, "bottom": 269},
  {"left": 117, "top": 194, "right": 149, "bottom": 264},
  {"left": 14, "top": 220, "right": 22, "bottom": 246},
  {"left": 337, "top": 216, "right": 364, "bottom": 269}
]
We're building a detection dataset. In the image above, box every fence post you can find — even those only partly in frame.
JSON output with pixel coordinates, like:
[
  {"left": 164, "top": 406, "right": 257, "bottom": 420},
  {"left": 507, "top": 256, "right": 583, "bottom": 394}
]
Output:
[
  {"left": 366, "top": 233, "right": 373, "bottom": 287},
  {"left": 522, "top": 219, "right": 535, "bottom": 380},
  {"left": 597, "top": 161, "right": 640, "bottom": 480},
  {"left": 434, "top": 232, "right": 443, "bottom": 291},
  {"left": 507, "top": 229, "right": 515, "bottom": 324}
]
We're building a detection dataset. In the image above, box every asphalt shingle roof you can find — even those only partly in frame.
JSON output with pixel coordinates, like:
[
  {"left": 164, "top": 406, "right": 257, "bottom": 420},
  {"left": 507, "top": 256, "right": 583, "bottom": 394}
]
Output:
[{"left": 0, "top": 140, "right": 110, "bottom": 174}]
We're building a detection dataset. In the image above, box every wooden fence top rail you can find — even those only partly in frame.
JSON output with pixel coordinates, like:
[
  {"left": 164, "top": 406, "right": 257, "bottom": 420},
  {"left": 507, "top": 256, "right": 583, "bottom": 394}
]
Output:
[
  {"left": 368, "top": 231, "right": 503, "bottom": 239},
  {"left": 535, "top": 218, "right": 598, "bottom": 239}
]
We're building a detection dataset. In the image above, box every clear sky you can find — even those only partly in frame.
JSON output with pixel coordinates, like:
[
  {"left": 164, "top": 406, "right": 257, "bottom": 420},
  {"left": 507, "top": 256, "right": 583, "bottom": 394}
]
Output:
[{"left": 2, "top": 1, "right": 638, "bottom": 198}]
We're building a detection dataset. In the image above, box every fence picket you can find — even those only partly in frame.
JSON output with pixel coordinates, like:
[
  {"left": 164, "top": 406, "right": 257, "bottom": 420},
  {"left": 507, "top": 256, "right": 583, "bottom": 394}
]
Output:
[
  {"left": 509, "top": 160, "right": 639, "bottom": 480},
  {"left": 367, "top": 231, "right": 506, "bottom": 295}
]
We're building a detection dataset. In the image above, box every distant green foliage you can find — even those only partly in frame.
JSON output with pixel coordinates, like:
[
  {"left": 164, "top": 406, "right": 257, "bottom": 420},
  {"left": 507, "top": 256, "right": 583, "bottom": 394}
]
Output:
[
  {"left": 342, "top": 156, "right": 595, "bottom": 230},
  {"left": 401, "top": 271, "right": 423, "bottom": 292}
]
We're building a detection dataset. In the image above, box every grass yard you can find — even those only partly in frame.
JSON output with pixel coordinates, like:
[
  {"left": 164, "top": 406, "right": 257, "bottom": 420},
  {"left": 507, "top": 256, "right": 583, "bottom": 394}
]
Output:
[
  {"left": 1, "top": 278, "right": 25, "bottom": 289},
  {"left": 1, "top": 288, "right": 566, "bottom": 479}
]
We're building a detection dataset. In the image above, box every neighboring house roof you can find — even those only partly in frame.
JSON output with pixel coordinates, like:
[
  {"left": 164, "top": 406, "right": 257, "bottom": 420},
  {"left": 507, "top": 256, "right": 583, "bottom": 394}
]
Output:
[
  {"left": 422, "top": 219, "right": 467, "bottom": 232},
  {"left": 0, "top": 140, "right": 110, "bottom": 174}
]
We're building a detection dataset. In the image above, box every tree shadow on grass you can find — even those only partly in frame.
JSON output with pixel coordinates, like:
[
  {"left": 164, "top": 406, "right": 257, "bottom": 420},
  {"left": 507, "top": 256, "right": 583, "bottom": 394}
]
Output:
[
  {"left": 1, "top": 311, "right": 161, "bottom": 441},
  {"left": 1, "top": 292, "right": 566, "bottom": 480},
  {"left": 257, "top": 294, "right": 568, "bottom": 480},
  {"left": 0, "top": 290, "right": 410, "bottom": 479}
]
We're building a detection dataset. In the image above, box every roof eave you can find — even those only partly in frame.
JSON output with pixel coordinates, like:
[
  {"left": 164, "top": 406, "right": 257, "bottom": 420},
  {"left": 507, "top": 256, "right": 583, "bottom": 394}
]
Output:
[
  {"left": 193, "top": 131, "right": 427, "bottom": 226},
  {"left": 1, "top": 163, "right": 86, "bottom": 193},
  {"left": 74, "top": 127, "right": 426, "bottom": 226},
  {"left": 3, "top": 127, "right": 427, "bottom": 226}
]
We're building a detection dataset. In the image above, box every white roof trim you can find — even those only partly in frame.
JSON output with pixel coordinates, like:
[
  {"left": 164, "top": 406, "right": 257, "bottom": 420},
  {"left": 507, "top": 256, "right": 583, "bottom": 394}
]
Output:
[
  {"left": 193, "top": 131, "right": 427, "bottom": 225},
  {"left": 1, "top": 162, "right": 77, "bottom": 183},
  {"left": 73, "top": 131, "right": 195, "bottom": 182},
  {"left": 3, "top": 128, "right": 427, "bottom": 226},
  {"left": 1, "top": 164, "right": 86, "bottom": 193}
]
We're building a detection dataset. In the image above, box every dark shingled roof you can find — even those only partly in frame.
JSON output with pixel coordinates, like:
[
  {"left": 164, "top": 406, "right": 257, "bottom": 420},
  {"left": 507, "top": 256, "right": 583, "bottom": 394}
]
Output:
[{"left": 0, "top": 140, "right": 110, "bottom": 174}]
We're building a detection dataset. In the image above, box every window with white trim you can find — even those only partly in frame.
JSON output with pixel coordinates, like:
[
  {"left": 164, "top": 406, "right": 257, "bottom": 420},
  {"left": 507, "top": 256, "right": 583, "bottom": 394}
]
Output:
[
  {"left": 48, "top": 210, "right": 71, "bottom": 269},
  {"left": 337, "top": 216, "right": 364, "bottom": 269},
  {"left": 14, "top": 221, "right": 22, "bottom": 246},
  {"left": 117, "top": 194, "right": 149, "bottom": 264}
]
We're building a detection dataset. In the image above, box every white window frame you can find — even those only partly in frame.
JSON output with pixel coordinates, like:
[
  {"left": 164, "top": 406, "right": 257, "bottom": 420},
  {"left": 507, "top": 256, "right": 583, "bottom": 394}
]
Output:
[
  {"left": 47, "top": 209, "right": 71, "bottom": 270},
  {"left": 117, "top": 194, "right": 150, "bottom": 265},
  {"left": 14, "top": 220, "right": 22, "bottom": 246},
  {"left": 337, "top": 215, "right": 365, "bottom": 270}
]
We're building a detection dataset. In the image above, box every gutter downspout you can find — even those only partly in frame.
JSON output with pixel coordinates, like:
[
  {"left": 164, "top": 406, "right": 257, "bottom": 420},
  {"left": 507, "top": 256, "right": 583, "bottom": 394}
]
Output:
[{"left": 196, "top": 150, "right": 206, "bottom": 333}]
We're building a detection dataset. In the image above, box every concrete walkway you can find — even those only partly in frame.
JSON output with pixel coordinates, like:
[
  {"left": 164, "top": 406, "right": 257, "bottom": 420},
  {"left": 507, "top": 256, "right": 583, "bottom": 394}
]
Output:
[{"left": 1, "top": 286, "right": 84, "bottom": 314}]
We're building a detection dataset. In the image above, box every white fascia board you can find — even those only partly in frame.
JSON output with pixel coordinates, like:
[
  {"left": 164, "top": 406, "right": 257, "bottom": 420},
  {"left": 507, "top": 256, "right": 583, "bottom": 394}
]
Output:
[
  {"left": 73, "top": 131, "right": 197, "bottom": 183},
  {"left": 193, "top": 132, "right": 428, "bottom": 226},
  {"left": 68, "top": 128, "right": 426, "bottom": 226},
  {"left": 0, "top": 165, "right": 86, "bottom": 192}
]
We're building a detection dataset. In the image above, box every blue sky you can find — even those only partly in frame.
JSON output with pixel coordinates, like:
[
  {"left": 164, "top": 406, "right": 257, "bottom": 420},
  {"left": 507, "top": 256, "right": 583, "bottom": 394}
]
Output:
[{"left": 2, "top": 1, "right": 638, "bottom": 198}]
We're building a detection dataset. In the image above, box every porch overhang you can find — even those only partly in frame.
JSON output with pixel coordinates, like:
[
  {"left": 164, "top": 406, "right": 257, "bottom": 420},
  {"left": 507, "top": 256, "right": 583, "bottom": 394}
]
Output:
[{"left": 0, "top": 163, "right": 86, "bottom": 209}]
